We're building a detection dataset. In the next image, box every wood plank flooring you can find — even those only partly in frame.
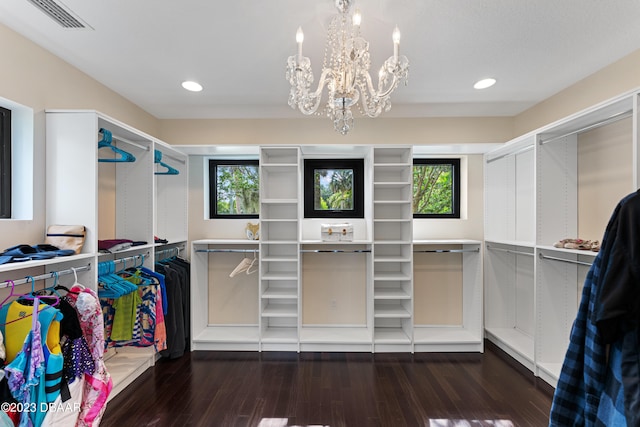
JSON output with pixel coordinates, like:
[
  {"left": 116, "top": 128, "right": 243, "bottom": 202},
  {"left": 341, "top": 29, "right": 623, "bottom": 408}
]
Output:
[{"left": 101, "top": 341, "right": 554, "bottom": 427}]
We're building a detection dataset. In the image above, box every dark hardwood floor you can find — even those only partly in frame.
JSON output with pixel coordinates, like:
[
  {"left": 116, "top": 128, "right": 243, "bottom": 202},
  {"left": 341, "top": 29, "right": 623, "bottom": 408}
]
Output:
[{"left": 101, "top": 341, "right": 553, "bottom": 427}]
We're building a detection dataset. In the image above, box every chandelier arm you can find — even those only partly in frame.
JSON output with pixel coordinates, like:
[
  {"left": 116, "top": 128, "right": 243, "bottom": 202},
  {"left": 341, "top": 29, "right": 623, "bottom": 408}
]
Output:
[{"left": 297, "top": 68, "right": 335, "bottom": 115}]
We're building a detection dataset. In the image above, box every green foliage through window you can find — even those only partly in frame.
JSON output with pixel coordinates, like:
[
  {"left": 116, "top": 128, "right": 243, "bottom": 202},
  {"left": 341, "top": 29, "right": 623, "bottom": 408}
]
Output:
[
  {"left": 413, "top": 159, "right": 460, "bottom": 218},
  {"left": 209, "top": 160, "right": 259, "bottom": 218},
  {"left": 304, "top": 159, "right": 364, "bottom": 218},
  {"left": 313, "top": 168, "right": 354, "bottom": 211}
]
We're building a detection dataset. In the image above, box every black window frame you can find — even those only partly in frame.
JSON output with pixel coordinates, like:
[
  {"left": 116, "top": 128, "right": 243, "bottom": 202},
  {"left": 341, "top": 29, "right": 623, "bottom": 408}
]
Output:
[
  {"left": 303, "top": 158, "right": 365, "bottom": 219},
  {"left": 0, "top": 106, "right": 11, "bottom": 219},
  {"left": 413, "top": 158, "right": 461, "bottom": 219},
  {"left": 208, "top": 159, "right": 259, "bottom": 219}
]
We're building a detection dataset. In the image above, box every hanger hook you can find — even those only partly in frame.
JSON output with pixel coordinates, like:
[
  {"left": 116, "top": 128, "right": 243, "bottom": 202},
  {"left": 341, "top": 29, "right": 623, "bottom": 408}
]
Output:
[
  {"left": 26, "top": 276, "right": 35, "bottom": 294},
  {"left": 51, "top": 271, "right": 59, "bottom": 288}
]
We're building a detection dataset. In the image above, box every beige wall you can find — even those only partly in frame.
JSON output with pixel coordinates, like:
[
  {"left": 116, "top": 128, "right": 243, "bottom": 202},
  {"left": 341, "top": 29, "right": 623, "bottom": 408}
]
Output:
[
  {"left": 514, "top": 48, "right": 640, "bottom": 136},
  {"left": 0, "top": 22, "right": 158, "bottom": 249},
  {"left": 578, "top": 117, "right": 634, "bottom": 240},
  {"left": 159, "top": 116, "right": 514, "bottom": 147}
]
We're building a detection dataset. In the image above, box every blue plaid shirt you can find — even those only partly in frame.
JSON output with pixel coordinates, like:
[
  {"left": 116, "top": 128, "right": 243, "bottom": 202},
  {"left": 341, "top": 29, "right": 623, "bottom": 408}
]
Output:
[{"left": 550, "top": 192, "right": 640, "bottom": 426}]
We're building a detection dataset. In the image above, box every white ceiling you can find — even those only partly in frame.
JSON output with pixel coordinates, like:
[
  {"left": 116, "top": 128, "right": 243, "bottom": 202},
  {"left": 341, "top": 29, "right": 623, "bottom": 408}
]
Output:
[{"left": 2, "top": 0, "right": 640, "bottom": 120}]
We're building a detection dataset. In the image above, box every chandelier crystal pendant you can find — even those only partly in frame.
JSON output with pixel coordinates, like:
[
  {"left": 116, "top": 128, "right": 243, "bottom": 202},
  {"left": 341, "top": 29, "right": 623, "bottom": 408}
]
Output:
[{"left": 286, "top": 0, "right": 409, "bottom": 135}]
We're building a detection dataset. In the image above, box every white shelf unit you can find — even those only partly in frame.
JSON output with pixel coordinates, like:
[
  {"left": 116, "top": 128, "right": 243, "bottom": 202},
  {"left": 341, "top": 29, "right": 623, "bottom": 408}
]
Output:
[
  {"left": 372, "top": 147, "right": 413, "bottom": 352},
  {"left": 259, "top": 147, "right": 300, "bottom": 351},
  {"left": 190, "top": 240, "right": 260, "bottom": 351},
  {"left": 45, "top": 110, "right": 188, "bottom": 398},
  {"left": 484, "top": 92, "right": 638, "bottom": 387},
  {"left": 413, "top": 240, "right": 484, "bottom": 353}
]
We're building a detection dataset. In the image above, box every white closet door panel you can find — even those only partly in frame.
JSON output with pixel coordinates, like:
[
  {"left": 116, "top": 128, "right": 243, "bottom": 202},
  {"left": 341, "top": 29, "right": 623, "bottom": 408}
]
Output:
[
  {"left": 46, "top": 112, "right": 98, "bottom": 252},
  {"left": 484, "top": 248, "right": 516, "bottom": 330},
  {"left": 515, "top": 149, "right": 535, "bottom": 242},
  {"left": 514, "top": 253, "right": 534, "bottom": 336},
  {"left": 485, "top": 157, "right": 510, "bottom": 241}
]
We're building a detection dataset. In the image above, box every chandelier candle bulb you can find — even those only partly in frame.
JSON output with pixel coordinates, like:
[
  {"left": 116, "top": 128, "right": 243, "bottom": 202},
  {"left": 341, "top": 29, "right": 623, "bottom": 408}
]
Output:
[
  {"left": 353, "top": 9, "right": 361, "bottom": 27},
  {"left": 393, "top": 26, "right": 401, "bottom": 60},
  {"left": 296, "top": 27, "right": 304, "bottom": 59}
]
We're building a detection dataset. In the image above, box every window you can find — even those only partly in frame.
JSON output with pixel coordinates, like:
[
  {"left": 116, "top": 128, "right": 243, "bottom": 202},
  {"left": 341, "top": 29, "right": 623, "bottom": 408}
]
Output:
[
  {"left": 0, "top": 106, "right": 10, "bottom": 219},
  {"left": 304, "top": 158, "right": 364, "bottom": 219},
  {"left": 209, "top": 159, "right": 259, "bottom": 218},
  {"left": 413, "top": 158, "right": 460, "bottom": 219}
]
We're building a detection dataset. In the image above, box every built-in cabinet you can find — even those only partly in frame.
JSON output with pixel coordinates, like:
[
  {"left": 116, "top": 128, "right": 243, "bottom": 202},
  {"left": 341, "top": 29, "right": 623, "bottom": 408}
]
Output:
[
  {"left": 44, "top": 110, "right": 188, "bottom": 398},
  {"left": 484, "top": 93, "right": 638, "bottom": 386},
  {"left": 191, "top": 145, "right": 484, "bottom": 353}
]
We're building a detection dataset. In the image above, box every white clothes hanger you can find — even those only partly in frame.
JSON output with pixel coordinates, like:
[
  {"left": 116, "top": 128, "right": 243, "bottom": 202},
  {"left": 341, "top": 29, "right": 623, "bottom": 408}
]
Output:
[{"left": 229, "top": 251, "right": 258, "bottom": 277}]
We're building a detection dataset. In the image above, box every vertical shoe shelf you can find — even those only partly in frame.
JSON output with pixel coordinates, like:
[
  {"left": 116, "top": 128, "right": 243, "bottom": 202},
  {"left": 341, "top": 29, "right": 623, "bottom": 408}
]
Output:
[
  {"left": 372, "top": 147, "right": 414, "bottom": 352},
  {"left": 259, "top": 147, "right": 300, "bottom": 351}
]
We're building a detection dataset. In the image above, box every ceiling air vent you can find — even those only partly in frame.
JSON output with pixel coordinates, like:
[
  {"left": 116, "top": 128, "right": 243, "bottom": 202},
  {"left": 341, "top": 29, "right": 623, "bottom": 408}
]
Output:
[{"left": 26, "top": 0, "right": 89, "bottom": 29}]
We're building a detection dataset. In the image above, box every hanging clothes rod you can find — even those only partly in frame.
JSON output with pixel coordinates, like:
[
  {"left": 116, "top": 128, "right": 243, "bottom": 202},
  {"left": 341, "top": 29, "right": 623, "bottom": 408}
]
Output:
[
  {"left": 99, "top": 251, "right": 150, "bottom": 267},
  {"left": 486, "top": 145, "right": 534, "bottom": 164},
  {"left": 195, "top": 249, "right": 258, "bottom": 253},
  {"left": 107, "top": 133, "right": 151, "bottom": 152},
  {"left": 158, "top": 151, "right": 186, "bottom": 165},
  {"left": 1, "top": 263, "right": 92, "bottom": 289},
  {"left": 413, "top": 248, "right": 480, "bottom": 253},
  {"left": 486, "top": 246, "right": 534, "bottom": 257},
  {"left": 155, "top": 246, "right": 184, "bottom": 258},
  {"left": 538, "top": 109, "right": 632, "bottom": 145},
  {"left": 538, "top": 252, "right": 593, "bottom": 267},
  {"left": 301, "top": 249, "right": 371, "bottom": 253}
]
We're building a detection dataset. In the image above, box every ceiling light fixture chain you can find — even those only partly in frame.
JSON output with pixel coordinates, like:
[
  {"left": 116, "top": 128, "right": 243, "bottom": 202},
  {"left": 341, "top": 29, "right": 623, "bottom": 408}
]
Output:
[{"left": 286, "top": 0, "right": 409, "bottom": 135}]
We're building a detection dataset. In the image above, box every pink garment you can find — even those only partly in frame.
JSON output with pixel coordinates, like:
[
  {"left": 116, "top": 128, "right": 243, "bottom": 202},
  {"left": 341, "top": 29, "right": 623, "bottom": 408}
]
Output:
[
  {"left": 68, "top": 286, "right": 105, "bottom": 365},
  {"left": 67, "top": 285, "right": 112, "bottom": 427},
  {"left": 154, "top": 290, "right": 167, "bottom": 352}
]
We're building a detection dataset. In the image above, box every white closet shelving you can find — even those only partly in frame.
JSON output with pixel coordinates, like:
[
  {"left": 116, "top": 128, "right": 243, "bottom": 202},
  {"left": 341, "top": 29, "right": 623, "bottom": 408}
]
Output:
[
  {"left": 45, "top": 110, "right": 188, "bottom": 399},
  {"left": 413, "top": 240, "right": 483, "bottom": 352},
  {"left": 484, "top": 92, "right": 638, "bottom": 387},
  {"left": 191, "top": 240, "right": 260, "bottom": 351},
  {"left": 372, "top": 147, "right": 413, "bottom": 352},
  {"left": 259, "top": 147, "right": 301, "bottom": 351},
  {"left": 189, "top": 145, "right": 486, "bottom": 354}
]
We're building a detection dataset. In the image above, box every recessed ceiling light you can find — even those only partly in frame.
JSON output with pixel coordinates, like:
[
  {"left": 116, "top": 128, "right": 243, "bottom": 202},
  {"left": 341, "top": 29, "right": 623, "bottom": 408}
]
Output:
[
  {"left": 474, "top": 78, "right": 496, "bottom": 90},
  {"left": 182, "top": 81, "right": 203, "bottom": 92}
]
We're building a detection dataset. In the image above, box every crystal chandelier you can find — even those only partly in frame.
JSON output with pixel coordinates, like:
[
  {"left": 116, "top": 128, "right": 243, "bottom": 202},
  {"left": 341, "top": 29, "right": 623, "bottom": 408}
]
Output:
[{"left": 286, "top": 0, "right": 409, "bottom": 135}]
